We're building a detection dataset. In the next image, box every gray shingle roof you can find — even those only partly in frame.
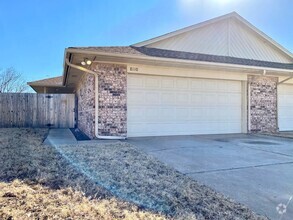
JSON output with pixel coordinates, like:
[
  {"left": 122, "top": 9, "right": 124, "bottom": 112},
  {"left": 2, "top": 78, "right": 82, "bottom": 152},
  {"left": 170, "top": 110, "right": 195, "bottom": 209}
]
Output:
[
  {"left": 69, "top": 46, "right": 293, "bottom": 70},
  {"left": 28, "top": 76, "right": 63, "bottom": 86}
]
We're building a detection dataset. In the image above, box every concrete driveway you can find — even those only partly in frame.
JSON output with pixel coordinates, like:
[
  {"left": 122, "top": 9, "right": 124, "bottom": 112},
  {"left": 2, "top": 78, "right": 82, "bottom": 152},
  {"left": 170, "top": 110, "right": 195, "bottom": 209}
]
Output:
[{"left": 127, "top": 134, "right": 293, "bottom": 220}]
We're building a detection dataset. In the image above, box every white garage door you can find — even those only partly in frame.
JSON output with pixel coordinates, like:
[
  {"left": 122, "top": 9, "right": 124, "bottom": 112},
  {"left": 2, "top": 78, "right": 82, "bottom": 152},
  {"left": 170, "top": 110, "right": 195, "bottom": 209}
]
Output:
[
  {"left": 278, "top": 84, "right": 293, "bottom": 131},
  {"left": 127, "top": 74, "right": 242, "bottom": 137}
]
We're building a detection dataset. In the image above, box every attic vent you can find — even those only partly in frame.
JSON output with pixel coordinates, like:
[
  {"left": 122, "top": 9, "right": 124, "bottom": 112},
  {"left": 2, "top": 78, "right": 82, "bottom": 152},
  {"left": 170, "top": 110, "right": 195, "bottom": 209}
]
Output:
[{"left": 45, "top": 95, "right": 53, "bottom": 98}]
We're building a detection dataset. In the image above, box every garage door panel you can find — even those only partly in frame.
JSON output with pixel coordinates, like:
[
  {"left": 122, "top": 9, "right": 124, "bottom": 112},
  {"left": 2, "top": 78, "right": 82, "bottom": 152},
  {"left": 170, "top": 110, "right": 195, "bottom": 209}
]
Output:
[
  {"left": 161, "top": 78, "right": 175, "bottom": 89},
  {"left": 189, "top": 108, "right": 205, "bottom": 119},
  {"left": 278, "top": 85, "right": 293, "bottom": 131},
  {"left": 176, "top": 93, "right": 190, "bottom": 105},
  {"left": 128, "top": 74, "right": 242, "bottom": 137},
  {"left": 190, "top": 79, "right": 204, "bottom": 91},
  {"left": 161, "top": 93, "right": 175, "bottom": 105},
  {"left": 145, "top": 77, "right": 160, "bottom": 88},
  {"left": 190, "top": 94, "right": 203, "bottom": 105},
  {"left": 128, "top": 90, "right": 145, "bottom": 104},
  {"left": 145, "top": 92, "right": 160, "bottom": 105},
  {"left": 279, "top": 96, "right": 287, "bottom": 104},
  {"left": 176, "top": 79, "right": 189, "bottom": 90},
  {"left": 202, "top": 80, "right": 218, "bottom": 92},
  {"left": 128, "top": 107, "right": 145, "bottom": 122},
  {"left": 175, "top": 108, "right": 190, "bottom": 121},
  {"left": 128, "top": 75, "right": 144, "bottom": 88}
]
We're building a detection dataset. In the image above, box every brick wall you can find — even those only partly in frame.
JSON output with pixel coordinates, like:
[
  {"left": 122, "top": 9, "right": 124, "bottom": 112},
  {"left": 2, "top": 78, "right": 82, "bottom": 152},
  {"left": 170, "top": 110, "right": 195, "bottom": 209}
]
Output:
[
  {"left": 76, "top": 74, "right": 96, "bottom": 138},
  {"left": 92, "top": 63, "right": 127, "bottom": 137},
  {"left": 248, "top": 75, "right": 278, "bottom": 133}
]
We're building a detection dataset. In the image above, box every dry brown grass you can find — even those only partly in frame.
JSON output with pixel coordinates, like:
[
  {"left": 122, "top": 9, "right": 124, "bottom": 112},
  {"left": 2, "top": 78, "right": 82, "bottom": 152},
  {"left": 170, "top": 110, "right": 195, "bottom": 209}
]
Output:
[
  {"left": 0, "top": 180, "right": 165, "bottom": 220},
  {"left": 0, "top": 128, "right": 166, "bottom": 220},
  {"left": 57, "top": 143, "right": 267, "bottom": 220},
  {"left": 0, "top": 128, "right": 267, "bottom": 220}
]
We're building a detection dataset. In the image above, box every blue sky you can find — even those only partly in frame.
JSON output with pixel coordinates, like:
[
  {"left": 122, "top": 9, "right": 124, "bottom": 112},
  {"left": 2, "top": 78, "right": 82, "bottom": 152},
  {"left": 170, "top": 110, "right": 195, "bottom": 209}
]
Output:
[{"left": 0, "top": 0, "right": 292, "bottom": 83}]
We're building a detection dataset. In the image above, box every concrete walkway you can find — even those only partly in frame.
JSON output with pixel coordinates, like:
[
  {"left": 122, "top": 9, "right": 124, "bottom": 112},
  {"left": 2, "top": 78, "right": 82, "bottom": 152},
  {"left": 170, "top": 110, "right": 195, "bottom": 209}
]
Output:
[
  {"left": 127, "top": 134, "right": 293, "bottom": 220},
  {"left": 44, "top": 129, "right": 120, "bottom": 146},
  {"left": 44, "top": 129, "right": 77, "bottom": 145}
]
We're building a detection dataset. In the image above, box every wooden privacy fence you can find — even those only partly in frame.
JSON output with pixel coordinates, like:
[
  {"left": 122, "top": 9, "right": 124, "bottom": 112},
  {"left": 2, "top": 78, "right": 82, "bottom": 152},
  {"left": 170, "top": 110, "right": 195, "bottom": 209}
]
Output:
[{"left": 0, "top": 93, "right": 75, "bottom": 128}]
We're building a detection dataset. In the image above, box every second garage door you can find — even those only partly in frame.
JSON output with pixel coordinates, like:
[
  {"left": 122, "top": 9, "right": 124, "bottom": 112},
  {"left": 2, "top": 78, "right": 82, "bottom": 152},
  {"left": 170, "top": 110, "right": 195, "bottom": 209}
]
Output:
[
  {"left": 278, "top": 84, "right": 293, "bottom": 131},
  {"left": 127, "top": 74, "right": 242, "bottom": 137}
]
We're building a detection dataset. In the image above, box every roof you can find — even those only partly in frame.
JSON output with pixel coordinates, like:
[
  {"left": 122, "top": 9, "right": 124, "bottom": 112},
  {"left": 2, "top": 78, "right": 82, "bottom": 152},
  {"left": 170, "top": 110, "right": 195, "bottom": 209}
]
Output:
[
  {"left": 28, "top": 76, "right": 63, "bottom": 87},
  {"left": 133, "top": 12, "right": 293, "bottom": 59},
  {"left": 68, "top": 46, "right": 293, "bottom": 70},
  {"left": 68, "top": 46, "right": 143, "bottom": 56}
]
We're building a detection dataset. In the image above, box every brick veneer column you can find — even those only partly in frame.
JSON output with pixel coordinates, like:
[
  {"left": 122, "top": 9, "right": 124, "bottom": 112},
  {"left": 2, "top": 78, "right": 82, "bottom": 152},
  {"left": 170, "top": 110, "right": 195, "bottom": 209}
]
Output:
[
  {"left": 76, "top": 74, "right": 96, "bottom": 139},
  {"left": 248, "top": 75, "right": 278, "bottom": 133},
  {"left": 93, "top": 63, "right": 127, "bottom": 137}
]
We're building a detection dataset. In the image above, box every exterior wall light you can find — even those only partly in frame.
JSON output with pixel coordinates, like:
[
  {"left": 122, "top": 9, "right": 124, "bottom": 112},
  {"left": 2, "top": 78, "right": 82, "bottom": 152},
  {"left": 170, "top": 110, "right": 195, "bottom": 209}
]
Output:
[
  {"left": 81, "top": 58, "right": 92, "bottom": 66},
  {"left": 86, "top": 59, "right": 92, "bottom": 65}
]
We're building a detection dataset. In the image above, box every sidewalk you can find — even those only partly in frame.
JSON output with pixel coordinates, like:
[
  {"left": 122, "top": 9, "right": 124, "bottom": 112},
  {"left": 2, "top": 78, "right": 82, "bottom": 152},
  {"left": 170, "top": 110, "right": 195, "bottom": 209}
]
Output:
[
  {"left": 44, "top": 129, "right": 77, "bottom": 146},
  {"left": 44, "top": 129, "right": 120, "bottom": 146}
]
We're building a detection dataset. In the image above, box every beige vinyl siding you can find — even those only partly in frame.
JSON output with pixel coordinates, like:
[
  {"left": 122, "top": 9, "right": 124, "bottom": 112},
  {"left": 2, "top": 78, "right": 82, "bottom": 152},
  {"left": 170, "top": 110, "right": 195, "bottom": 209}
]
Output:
[
  {"left": 147, "top": 19, "right": 229, "bottom": 57},
  {"left": 146, "top": 18, "right": 292, "bottom": 63},
  {"left": 229, "top": 19, "right": 290, "bottom": 63}
]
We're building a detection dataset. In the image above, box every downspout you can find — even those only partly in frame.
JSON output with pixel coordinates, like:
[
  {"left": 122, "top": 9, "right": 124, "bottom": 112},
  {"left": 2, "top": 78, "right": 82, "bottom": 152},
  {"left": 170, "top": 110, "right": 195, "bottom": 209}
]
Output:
[{"left": 65, "top": 58, "right": 126, "bottom": 140}]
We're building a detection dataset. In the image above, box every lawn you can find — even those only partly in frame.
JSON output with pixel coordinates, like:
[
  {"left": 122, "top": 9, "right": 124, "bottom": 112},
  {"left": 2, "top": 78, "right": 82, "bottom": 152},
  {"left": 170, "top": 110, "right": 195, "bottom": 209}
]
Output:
[
  {"left": 0, "top": 128, "right": 266, "bottom": 219},
  {"left": 0, "top": 128, "right": 164, "bottom": 220}
]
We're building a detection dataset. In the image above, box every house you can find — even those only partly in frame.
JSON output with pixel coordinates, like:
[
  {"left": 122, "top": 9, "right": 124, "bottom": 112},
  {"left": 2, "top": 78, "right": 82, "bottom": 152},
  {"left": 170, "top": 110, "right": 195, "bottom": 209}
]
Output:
[{"left": 28, "top": 12, "right": 293, "bottom": 139}]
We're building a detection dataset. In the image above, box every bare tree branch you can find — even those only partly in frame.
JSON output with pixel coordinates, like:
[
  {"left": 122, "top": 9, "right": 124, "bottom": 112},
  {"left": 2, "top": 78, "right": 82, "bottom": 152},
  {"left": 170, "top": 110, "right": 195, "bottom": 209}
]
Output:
[{"left": 0, "top": 67, "right": 28, "bottom": 93}]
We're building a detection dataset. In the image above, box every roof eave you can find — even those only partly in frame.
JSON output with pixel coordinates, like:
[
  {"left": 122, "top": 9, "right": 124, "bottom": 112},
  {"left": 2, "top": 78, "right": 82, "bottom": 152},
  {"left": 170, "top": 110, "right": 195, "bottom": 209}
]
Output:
[
  {"left": 62, "top": 49, "right": 70, "bottom": 86},
  {"left": 65, "top": 48, "right": 293, "bottom": 74},
  {"left": 28, "top": 84, "right": 65, "bottom": 88}
]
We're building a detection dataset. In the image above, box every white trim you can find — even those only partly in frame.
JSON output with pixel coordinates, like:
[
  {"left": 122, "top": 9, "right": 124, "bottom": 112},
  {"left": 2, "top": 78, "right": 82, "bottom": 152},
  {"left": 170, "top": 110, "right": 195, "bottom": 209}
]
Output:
[
  {"left": 97, "top": 135, "right": 126, "bottom": 140},
  {"left": 247, "top": 82, "right": 251, "bottom": 132},
  {"left": 95, "top": 74, "right": 99, "bottom": 138},
  {"left": 278, "top": 75, "right": 293, "bottom": 85},
  {"left": 276, "top": 84, "right": 279, "bottom": 132},
  {"left": 241, "top": 81, "right": 248, "bottom": 133}
]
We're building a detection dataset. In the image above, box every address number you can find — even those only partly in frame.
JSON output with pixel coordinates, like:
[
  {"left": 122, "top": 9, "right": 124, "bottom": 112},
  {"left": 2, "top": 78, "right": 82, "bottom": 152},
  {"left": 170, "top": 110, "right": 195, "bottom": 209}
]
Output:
[{"left": 130, "top": 67, "right": 139, "bottom": 71}]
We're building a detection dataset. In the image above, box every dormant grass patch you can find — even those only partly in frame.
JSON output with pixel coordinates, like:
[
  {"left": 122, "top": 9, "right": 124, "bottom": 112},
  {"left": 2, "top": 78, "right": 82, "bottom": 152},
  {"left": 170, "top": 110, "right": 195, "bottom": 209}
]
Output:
[
  {"left": 0, "top": 128, "right": 266, "bottom": 219},
  {"left": 0, "top": 128, "right": 165, "bottom": 219},
  {"left": 0, "top": 180, "right": 165, "bottom": 220}
]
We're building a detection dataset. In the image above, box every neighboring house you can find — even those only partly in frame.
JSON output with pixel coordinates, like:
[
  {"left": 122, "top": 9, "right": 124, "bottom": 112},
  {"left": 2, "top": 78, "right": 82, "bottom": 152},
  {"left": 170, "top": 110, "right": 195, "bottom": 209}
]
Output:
[{"left": 28, "top": 12, "right": 293, "bottom": 139}]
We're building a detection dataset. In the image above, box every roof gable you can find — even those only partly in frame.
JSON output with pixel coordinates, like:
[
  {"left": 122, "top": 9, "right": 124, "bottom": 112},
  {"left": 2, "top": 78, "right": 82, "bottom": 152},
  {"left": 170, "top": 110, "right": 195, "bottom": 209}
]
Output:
[{"left": 133, "top": 12, "right": 293, "bottom": 63}]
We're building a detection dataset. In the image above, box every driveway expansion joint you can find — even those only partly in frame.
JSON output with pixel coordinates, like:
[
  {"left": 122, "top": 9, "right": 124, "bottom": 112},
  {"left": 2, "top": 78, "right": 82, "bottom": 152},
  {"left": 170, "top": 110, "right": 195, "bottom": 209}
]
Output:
[
  {"left": 244, "top": 145, "right": 293, "bottom": 158},
  {"left": 185, "top": 161, "right": 293, "bottom": 175}
]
